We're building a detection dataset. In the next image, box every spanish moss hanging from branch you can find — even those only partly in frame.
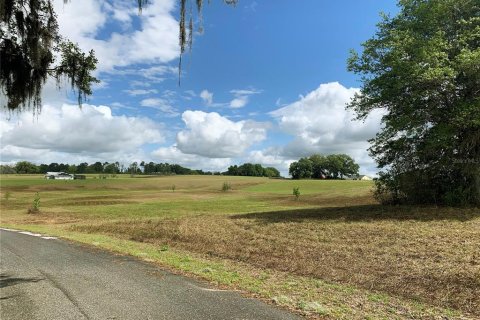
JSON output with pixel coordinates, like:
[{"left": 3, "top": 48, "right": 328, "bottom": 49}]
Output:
[
  {"left": 0, "top": 0, "right": 99, "bottom": 113},
  {"left": 177, "top": 0, "right": 237, "bottom": 84},
  {"left": 0, "top": 0, "right": 237, "bottom": 114}
]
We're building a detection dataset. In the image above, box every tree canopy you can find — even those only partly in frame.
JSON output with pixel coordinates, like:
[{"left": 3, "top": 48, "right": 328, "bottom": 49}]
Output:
[
  {"left": 224, "top": 163, "right": 281, "bottom": 177},
  {"left": 289, "top": 154, "right": 359, "bottom": 180},
  {"left": 0, "top": 0, "right": 99, "bottom": 113},
  {"left": 1, "top": 0, "right": 236, "bottom": 112},
  {"left": 348, "top": 0, "right": 480, "bottom": 205}
]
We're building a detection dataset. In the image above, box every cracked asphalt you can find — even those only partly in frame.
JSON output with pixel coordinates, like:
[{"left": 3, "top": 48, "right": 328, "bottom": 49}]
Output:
[{"left": 0, "top": 229, "right": 300, "bottom": 320}]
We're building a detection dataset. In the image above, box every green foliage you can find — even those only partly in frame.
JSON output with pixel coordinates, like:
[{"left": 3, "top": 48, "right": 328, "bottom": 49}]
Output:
[
  {"left": 222, "top": 182, "right": 232, "bottom": 192},
  {"left": 0, "top": 0, "right": 98, "bottom": 112},
  {"left": 55, "top": 41, "right": 99, "bottom": 105},
  {"left": 15, "top": 161, "right": 38, "bottom": 174},
  {"left": 0, "top": 165, "right": 16, "bottom": 174},
  {"left": 28, "top": 192, "right": 40, "bottom": 213},
  {"left": 289, "top": 158, "right": 313, "bottom": 179},
  {"left": 225, "top": 163, "right": 281, "bottom": 177},
  {"left": 103, "top": 162, "right": 120, "bottom": 174},
  {"left": 290, "top": 154, "right": 360, "bottom": 179},
  {"left": 348, "top": 0, "right": 480, "bottom": 205},
  {"left": 293, "top": 187, "right": 300, "bottom": 200},
  {"left": 12, "top": 160, "right": 217, "bottom": 176}
]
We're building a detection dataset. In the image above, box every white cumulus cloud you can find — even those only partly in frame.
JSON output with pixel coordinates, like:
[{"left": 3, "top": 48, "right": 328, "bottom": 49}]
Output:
[
  {"left": 53, "top": 0, "right": 179, "bottom": 73},
  {"left": 176, "top": 111, "right": 269, "bottom": 158},
  {"left": 270, "top": 82, "right": 384, "bottom": 175},
  {"left": 0, "top": 104, "right": 164, "bottom": 163}
]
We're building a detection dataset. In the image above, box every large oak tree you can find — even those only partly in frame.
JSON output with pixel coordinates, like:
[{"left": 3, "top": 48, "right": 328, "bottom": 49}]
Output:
[{"left": 348, "top": 0, "right": 480, "bottom": 205}]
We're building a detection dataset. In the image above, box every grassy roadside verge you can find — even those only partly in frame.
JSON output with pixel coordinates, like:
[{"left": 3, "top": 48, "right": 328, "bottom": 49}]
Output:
[{"left": 1, "top": 223, "right": 472, "bottom": 320}]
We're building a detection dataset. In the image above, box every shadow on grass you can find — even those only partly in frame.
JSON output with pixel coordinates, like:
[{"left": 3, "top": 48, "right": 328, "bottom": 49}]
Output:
[
  {"left": 0, "top": 274, "right": 44, "bottom": 289},
  {"left": 231, "top": 204, "right": 479, "bottom": 223}
]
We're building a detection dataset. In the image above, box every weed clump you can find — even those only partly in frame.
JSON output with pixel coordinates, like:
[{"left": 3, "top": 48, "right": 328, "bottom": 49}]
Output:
[
  {"left": 222, "top": 182, "right": 232, "bottom": 192},
  {"left": 28, "top": 192, "right": 41, "bottom": 214}
]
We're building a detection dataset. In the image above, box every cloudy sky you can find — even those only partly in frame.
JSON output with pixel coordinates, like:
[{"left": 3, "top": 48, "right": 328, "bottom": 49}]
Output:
[{"left": 1, "top": 0, "right": 399, "bottom": 176}]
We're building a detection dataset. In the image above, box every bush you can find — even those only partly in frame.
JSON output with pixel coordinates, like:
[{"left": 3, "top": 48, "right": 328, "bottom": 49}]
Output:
[
  {"left": 293, "top": 187, "right": 300, "bottom": 200},
  {"left": 222, "top": 182, "right": 232, "bottom": 192},
  {"left": 373, "top": 169, "right": 479, "bottom": 206},
  {"left": 28, "top": 192, "right": 40, "bottom": 214}
]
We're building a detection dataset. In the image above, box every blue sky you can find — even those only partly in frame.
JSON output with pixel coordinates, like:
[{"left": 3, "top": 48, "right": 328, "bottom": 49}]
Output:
[{"left": 0, "top": 0, "right": 399, "bottom": 176}]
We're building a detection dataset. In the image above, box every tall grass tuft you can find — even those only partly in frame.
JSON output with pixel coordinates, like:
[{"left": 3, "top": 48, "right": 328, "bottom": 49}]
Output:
[{"left": 222, "top": 182, "right": 232, "bottom": 192}]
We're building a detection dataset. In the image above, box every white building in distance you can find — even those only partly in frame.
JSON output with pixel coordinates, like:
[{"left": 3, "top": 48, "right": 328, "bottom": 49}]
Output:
[{"left": 44, "top": 172, "right": 74, "bottom": 180}]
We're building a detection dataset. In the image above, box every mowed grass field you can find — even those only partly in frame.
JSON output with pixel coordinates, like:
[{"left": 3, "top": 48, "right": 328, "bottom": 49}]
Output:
[{"left": 1, "top": 174, "right": 479, "bottom": 319}]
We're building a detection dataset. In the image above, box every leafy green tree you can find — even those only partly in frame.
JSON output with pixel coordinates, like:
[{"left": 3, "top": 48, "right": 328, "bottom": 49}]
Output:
[
  {"left": 67, "top": 164, "right": 77, "bottom": 174},
  {"left": 15, "top": 161, "right": 38, "bottom": 174},
  {"left": 129, "top": 162, "right": 141, "bottom": 175},
  {"left": 309, "top": 154, "right": 327, "bottom": 178},
  {"left": 38, "top": 164, "right": 49, "bottom": 173},
  {"left": 289, "top": 158, "right": 313, "bottom": 179},
  {"left": 325, "top": 154, "right": 359, "bottom": 179},
  {"left": 0, "top": 164, "right": 16, "bottom": 174},
  {"left": 264, "top": 167, "right": 281, "bottom": 178},
  {"left": 104, "top": 163, "right": 119, "bottom": 174},
  {"left": 89, "top": 162, "right": 104, "bottom": 173},
  {"left": 226, "top": 165, "right": 239, "bottom": 176},
  {"left": 336, "top": 154, "right": 360, "bottom": 179},
  {"left": 1, "top": 0, "right": 99, "bottom": 112},
  {"left": 144, "top": 162, "right": 155, "bottom": 174},
  {"left": 348, "top": 0, "right": 480, "bottom": 205},
  {"left": 225, "top": 163, "right": 280, "bottom": 177},
  {"left": 47, "top": 163, "right": 59, "bottom": 172},
  {"left": 1, "top": 0, "right": 236, "bottom": 112},
  {"left": 76, "top": 162, "right": 88, "bottom": 174}
]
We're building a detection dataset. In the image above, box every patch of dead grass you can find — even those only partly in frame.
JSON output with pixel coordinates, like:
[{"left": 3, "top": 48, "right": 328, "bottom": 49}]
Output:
[{"left": 73, "top": 205, "right": 480, "bottom": 316}]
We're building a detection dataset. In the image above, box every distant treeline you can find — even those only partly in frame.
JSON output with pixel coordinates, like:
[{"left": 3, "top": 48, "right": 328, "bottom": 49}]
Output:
[
  {"left": 0, "top": 161, "right": 213, "bottom": 175},
  {"left": 0, "top": 161, "right": 281, "bottom": 177},
  {"left": 223, "top": 163, "right": 280, "bottom": 177}
]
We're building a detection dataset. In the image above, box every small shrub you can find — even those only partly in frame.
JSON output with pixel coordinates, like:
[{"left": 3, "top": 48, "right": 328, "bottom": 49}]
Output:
[
  {"left": 222, "top": 182, "right": 232, "bottom": 192},
  {"left": 171, "top": 185, "right": 176, "bottom": 192},
  {"left": 28, "top": 192, "right": 40, "bottom": 214},
  {"left": 33, "top": 192, "right": 40, "bottom": 209},
  {"left": 293, "top": 187, "right": 300, "bottom": 200}
]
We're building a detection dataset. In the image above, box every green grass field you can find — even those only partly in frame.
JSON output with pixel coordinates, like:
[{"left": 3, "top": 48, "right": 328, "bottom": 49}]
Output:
[{"left": 1, "top": 174, "right": 479, "bottom": 319}]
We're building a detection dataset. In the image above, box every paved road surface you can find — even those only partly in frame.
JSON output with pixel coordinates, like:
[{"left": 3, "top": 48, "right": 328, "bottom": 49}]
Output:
[{"left": 0, "top": 229, "right": 300, "bottom": 320}]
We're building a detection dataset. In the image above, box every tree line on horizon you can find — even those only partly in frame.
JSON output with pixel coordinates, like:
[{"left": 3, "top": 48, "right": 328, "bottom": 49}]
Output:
[{"left": 0, "top": 161, "right": 281, "bottom": 178}]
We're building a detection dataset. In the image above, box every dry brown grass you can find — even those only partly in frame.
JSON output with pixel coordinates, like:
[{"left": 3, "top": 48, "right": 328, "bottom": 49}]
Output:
[{"left": 74, "top": 205, "right": 480, "bottom": 316}]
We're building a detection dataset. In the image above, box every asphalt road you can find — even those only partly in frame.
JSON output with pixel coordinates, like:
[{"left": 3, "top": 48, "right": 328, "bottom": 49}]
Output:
[{"left": 0, "top": 229, "right": 300, "bottom": 320}]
